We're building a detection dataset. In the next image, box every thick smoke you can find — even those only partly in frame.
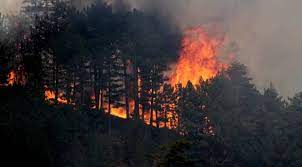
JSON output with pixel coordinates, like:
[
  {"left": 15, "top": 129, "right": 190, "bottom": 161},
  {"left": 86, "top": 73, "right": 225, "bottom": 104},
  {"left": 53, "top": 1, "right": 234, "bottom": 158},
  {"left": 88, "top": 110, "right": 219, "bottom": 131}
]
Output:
[
  {"left": 118, "top": 0, "right": 302, "bottom": 97},
  {"left": 1, "top": 0, "right": 302, "bottom": 97}
]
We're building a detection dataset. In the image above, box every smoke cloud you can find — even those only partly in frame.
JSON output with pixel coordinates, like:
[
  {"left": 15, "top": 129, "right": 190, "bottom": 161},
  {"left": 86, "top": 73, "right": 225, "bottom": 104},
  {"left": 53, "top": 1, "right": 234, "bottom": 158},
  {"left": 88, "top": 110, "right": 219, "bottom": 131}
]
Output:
[
  {"left": 0, "top": 0, "right": 96, "bottom": 14},
  {"left": 118, "top": 0, "right": 302, "bottom": 97},
  {"left": 1, "top": 0, "right": 302, "bottom": 97},
  {"left": 0, "top": 0, "right": 23, "bottom": 15}
]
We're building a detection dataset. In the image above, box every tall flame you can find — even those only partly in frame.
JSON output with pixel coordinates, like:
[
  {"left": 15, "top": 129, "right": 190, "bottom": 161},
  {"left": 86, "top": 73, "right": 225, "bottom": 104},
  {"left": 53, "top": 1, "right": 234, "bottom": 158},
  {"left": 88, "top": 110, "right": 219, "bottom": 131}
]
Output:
[{"left": 170, "top": 27, "right": 228, "bottom": 86}]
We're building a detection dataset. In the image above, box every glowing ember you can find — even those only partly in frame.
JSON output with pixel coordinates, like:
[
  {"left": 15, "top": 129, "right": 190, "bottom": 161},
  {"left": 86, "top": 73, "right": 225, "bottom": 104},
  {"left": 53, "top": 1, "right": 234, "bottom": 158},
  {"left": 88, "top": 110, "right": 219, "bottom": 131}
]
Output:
[
  {"left": 45, "top": 89, "right": 68, "bottom": 104},
  {"left": 8, "top": 71, "right": 15, "bottom": 86},
  {"left": 91, "top": 95, "right": 135, "bottom": 119},
  {"left": 170, "top": 27, "right": 228, "bottom": 86},
  {"left": 111, "top": 107, "right": 127, "bottom": 119},
  {"left": 111, "top": 100, "right": 134, "bottom": 119}
]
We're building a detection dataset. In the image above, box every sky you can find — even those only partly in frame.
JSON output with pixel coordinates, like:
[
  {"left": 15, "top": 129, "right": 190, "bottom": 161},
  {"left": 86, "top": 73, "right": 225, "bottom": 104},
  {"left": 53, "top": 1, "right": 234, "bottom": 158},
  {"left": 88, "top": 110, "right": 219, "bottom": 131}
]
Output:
[
  {"left": 121, "top": 0, "right": 302, "bottom": 97},
  {"left": 0, "top": 0, "right": 22, "bottom": 14},
  {"left": 1, "top": 0, "right": 302, "bottom": 97}
]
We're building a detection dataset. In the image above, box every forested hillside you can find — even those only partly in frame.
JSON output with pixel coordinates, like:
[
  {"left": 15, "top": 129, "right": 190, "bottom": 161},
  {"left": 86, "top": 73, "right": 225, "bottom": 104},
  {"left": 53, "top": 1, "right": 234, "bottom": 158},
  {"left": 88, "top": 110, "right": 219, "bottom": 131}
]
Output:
[{"left": 1, "top": 1, "right": 302, "bottom": 167}]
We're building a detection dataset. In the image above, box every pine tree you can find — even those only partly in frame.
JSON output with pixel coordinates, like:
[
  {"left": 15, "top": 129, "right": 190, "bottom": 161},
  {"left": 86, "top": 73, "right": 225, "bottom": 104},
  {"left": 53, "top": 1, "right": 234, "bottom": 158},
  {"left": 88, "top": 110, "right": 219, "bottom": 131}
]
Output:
[
  {"left": 225, "top": 62, "right": 260, "bottom": 111},
  {"left": 84, "top": 2, "right": 123, "bottom": 110},
  {"left": 288, "top": 92, "right": 302, "bottom": 112},
  {"left": 263, "top": 82, "right": 285, "bottom": 112},
  {"left": 22, "top": 0, "right": 55, "bottom": 17},
  {"left": 103, "top": 53, "right": 124, "bottom": 113},
  {"left": 150, "top": 63, "right": 167, "bottom": 127},
  {"left": 103, "top": 52, "right": 124, "bottom": 133},
  {"left": 24, "top": 1, "right": 71, "bottom": 101},
  {"left": 158, "top": 84, "right": 176, "bottom": 128},
  {"left": 0, "top": 14, "right": 14, "bottom": 86},
  {"left": 174, "top": 81, "right": 202, "bottom": 135},
  {"left": 140, "top": 65, "right": 152, "bottom": 122}
]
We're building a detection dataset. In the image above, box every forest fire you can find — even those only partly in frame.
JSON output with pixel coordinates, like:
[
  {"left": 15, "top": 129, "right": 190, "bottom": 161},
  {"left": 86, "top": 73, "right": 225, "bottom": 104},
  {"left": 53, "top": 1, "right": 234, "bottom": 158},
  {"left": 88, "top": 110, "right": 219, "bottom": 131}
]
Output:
[
  {"left": 110, "top": 100, "right": 134, "bottom": 119},
  {"left": 44, "top": 89, "right": 68, "bottom": 104},
  {"left": 90, "top": 95, "right": 134, "bottom": 119},
  {"left": 170, "top": 27, "right": 228, "bottom": 86},
  {"left": 111, "top": 107, "right": 127, "bottom": 119},
  {"left": 8, "top": 71, "right": 15, "bottom": 86},
  {"left": 3, "top": 1, "right": 302, "bottom": 165},
  {"left": 0, "top": 71, "right": 16, "bottom": 87}
]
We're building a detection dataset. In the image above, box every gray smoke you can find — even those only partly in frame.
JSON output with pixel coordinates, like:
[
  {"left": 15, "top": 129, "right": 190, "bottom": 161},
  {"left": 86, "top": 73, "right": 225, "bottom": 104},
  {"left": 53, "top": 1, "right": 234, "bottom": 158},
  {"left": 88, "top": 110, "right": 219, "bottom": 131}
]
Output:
[
  {"left": 0, "top": 0, "right": 95, "bottom": 14},
  {"left": 0, "top": 0, "right": 23, "bottom": 15},
  {"left": 117, "top": 0, "right": 302, "bottom": 97},
  {"left": 1, "top": 0, "right": 302, "bottom": 97}
]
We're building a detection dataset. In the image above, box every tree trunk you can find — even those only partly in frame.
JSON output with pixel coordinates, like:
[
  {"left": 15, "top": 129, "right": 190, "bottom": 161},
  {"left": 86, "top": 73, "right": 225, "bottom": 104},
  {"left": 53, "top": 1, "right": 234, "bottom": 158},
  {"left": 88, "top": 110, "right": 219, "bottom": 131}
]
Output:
[
  {"left": 72, "top": 69, "right": 76, "bottom": 105},
  {"left": 149, "top": 88, "right": 154, "bottom": 126},
  {"left": 108, "top": 88, "right": 111, "bottom": 115},
  {"left": 156, "top": 109, "right": 159, "bottom": 128},
  {"left": 66, "top": 69, "right": 72, "bottom": 104},
  {"left": 100, "top": 90, "right": 104, "bottom": 109},
  {"left": 141, "top": 104, "right": 145, "bottom": 122},
  {"left": 108, "top": 65, "right": 112, "bottom": 135},
  {"left": 54, "top": 63, "right": 59, "bottom": 105},
  {"left": 164, "top": 109, "right": 167, "bottom": 128},
  {"left": 79, "top": 61, "right": 85, "bottom": 107},
  {"left": 133, "top": 66, "right": 140, "bottom": 120},
  {"left": 93, "top": 65, "right": 100, "bottom": 110},
  {"left": 123, "top": 60, "right": 130, "bottom": 119}
]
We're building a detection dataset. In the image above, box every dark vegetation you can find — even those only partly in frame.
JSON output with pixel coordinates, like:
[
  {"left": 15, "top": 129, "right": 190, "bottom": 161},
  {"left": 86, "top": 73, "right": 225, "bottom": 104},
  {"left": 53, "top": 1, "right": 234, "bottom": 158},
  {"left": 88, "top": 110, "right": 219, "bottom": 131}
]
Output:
[{"left": 1, "top": 1, "right": 302, "bottom": 167}]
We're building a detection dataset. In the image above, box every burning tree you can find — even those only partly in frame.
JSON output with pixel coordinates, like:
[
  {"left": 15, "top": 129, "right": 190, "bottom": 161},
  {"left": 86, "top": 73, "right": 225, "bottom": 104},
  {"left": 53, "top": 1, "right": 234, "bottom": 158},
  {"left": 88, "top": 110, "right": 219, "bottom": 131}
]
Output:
[
  {"left": 170, "top": 27, "right": 229, "bottom": 86},
  {"left": 4, "top": 1, "right": 235, "bottom": 135}
]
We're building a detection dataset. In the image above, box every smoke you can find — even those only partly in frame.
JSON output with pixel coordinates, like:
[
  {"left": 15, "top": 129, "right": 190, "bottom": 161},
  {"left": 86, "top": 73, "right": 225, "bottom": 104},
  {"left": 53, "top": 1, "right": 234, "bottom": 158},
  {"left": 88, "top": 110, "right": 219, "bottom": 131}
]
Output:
[
  {"left": 0, "top": 0, "right": 96, "bottom": 14},
  {"left": 0, "top": 0, "right": 23, "bottom": 15},
  {"left": 116, "top": 0, "right": 302, "bottom": 97},
  {"left": 2, "top": 0, "right": 302, "bottom": 97}
]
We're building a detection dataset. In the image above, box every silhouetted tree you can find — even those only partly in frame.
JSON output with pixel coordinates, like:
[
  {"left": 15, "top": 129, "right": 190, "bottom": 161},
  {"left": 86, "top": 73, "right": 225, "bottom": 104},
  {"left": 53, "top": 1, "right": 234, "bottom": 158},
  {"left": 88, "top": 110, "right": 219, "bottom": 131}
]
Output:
[
  {"left": 263, "top": 82, "right": 285, "bottom": 112},
  {"left": 288, "top": 92, "right": 302, "bottom": 112},
  {"left": 158, "top": 84, "right": 176, "bottom": 128}
]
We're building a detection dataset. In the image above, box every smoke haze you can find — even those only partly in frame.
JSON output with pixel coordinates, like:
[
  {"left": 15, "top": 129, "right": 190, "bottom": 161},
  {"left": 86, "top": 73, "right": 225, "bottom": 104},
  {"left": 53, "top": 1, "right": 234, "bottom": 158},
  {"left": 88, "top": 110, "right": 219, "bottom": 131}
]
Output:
[
  {"left": 116, "top": 0, "right": 302, "bottom": 97},
  {"left": 1, "top": 0, "right": 302, "bottom": 97},
  {"left": 0, "top": 0, "right": 22, "bottom": 14}
]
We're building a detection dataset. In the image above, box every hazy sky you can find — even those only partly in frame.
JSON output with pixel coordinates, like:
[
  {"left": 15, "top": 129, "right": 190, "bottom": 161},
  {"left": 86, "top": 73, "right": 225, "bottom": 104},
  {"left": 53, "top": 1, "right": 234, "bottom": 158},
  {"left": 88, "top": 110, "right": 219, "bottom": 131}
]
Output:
[
  {"left": 121, "top": 0, "right": 302, "bottom": 97},
  {"left": 0, "top": 0, "right": 22, "bottom": 14},
  {"left": 1, "top": 0, "right": 302, "bottom": 97}
]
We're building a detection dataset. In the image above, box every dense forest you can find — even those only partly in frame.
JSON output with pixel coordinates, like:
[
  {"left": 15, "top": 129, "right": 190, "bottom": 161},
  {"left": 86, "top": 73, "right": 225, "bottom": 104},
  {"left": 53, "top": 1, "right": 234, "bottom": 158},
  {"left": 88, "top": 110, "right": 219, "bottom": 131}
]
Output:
[{"left": 1, "top": 1, "right": 302, "bottom": 167}]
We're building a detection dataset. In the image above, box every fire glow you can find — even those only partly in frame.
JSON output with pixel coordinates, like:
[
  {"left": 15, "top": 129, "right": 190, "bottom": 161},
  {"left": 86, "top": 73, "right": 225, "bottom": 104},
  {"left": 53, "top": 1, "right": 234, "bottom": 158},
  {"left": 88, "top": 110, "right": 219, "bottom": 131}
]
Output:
[
  {"left": 0, "top": 70, "right": 16, "bottom": 87},
  {"left": 170, "top": 27, "right": 228, "bottom": 86},
  {"left": 44, "top": 89, "right": 68, "bottom": 104},
  {"left": 8, "top": 71, "right": 15, "bottom": 86},
  {"left": 40, "top": 26, "right": 229, "bottom": 130}
]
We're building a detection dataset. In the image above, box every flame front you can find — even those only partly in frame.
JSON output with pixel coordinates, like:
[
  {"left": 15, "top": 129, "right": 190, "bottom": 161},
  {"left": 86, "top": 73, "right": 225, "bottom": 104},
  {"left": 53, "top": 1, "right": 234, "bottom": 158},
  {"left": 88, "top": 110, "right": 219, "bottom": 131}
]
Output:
[{"left": 170, "top": 27, "right": 228, "bottom": 86}]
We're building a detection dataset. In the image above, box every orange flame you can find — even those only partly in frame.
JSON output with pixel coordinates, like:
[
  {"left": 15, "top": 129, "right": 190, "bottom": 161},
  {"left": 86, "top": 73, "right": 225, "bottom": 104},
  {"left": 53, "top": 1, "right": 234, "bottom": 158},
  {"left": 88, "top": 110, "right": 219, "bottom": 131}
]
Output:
[
  {"left": 1, "top": 70, "right": 16, "bottom": 87},
  {"left": 90, "top": 93, "right": 135, "bottom": 119},
  {"left": 111, "top": 107, "right": 127, "bottom": 119},
  {"left": 170, "top": 27, "right": 228, "bottom": 86},
  {"left": 8, "top": 71, "right": 15, "bottom": 86},
  {"left": 108, "top": 100, "right": 134, "bottom": 119},
  {"left": 45, "top": 89, "right": 68, "bottom": 104}
]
